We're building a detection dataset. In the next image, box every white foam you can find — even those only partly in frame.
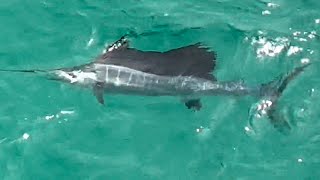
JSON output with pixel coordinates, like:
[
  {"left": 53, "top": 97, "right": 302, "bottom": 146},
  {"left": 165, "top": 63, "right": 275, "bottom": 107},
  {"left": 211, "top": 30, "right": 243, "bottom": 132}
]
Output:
[
  {"left": 262, "top": 10, "right": 271, "bottom": 15},
  {"left": 252, "top": 36, "right": 289, "bottom": 58},
  {"left": 308, "top": 31, "right": 317, "bottom": 39},
  {"left": 22, "top": 133, "right": 30, "bottom": 140},
  {"left": 267, "top": 3, "right": 279, "bottom": 8},
  {"left": 298, "top": 38, "right": 307, "bottom": 42},
  {"left": 301, "top": 58, "right": 310, "bottom": 64},
  {"left": 287, "top": 46, "right": 303, "bottom": 56},
  {"left": 60, "top": 110, "right": 74, "bottom": 115},
  {"left": 45, "top": 115, "right": 55, "bottom": 120},
  {"left": 293, "top": 31, "right": 301, "bottom": 36}
]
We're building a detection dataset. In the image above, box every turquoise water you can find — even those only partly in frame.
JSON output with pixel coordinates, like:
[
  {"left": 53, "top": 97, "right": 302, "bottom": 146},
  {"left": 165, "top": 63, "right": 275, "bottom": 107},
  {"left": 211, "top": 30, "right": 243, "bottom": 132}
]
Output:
[{"left": 1, "top": 0, "right": 320, "bottom": 179}]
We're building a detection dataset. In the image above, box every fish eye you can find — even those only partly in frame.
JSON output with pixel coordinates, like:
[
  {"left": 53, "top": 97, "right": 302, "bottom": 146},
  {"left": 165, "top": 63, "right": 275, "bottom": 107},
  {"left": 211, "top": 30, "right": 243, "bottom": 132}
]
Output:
[{"left": 68, "top": 72, "right": 76, "bottom": 78}]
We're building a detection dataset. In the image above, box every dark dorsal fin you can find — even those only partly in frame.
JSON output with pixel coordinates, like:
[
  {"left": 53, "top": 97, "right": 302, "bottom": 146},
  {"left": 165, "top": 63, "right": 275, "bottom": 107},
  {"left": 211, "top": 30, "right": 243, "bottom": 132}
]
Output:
[{"left": 95, "top": 37, "right": 217, "bottom": 81}]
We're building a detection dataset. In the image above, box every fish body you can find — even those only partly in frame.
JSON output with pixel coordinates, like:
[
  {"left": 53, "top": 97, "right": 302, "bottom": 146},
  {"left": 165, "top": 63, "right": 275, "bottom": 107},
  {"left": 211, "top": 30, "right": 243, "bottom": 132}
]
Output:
[
  {"left": 0, "top": 35, "right": 310, "bottom": 133},
  {"left": 55, "top": 63, "right": 257, "bottom": 98}
]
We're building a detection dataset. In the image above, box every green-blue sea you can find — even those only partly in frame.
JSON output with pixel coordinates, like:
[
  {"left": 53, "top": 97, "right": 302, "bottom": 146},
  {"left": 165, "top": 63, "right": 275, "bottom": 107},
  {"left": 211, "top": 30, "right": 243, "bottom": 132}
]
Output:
[{"left": 1, "top": 0, "right": 320, "bottom": 179}]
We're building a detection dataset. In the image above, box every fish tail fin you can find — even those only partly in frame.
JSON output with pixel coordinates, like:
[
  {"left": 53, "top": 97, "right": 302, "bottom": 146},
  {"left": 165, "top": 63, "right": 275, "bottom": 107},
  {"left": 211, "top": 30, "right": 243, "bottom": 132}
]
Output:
[
  {"left": 260, "top": 63, "right": 311, "bottom": 98},
  {"left": 253, "top": 63, "right": 311, "bottom": 134}
]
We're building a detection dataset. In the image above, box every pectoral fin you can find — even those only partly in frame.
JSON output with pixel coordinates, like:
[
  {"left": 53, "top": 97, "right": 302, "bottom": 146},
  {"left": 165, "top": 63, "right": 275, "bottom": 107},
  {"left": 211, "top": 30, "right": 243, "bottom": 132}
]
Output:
[
  {"left": 93, "top": 82, "right": 105, "bottom": 105},
  {"left": 184, "top": 99, "right": 202, "bottom": 111}
]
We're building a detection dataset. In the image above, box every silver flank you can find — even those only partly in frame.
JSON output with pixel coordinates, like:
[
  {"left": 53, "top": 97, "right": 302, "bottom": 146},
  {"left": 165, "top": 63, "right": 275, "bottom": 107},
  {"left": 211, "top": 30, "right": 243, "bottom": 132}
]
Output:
[{"left": 92, "top": 64, "right": 257, "bottom": 96}]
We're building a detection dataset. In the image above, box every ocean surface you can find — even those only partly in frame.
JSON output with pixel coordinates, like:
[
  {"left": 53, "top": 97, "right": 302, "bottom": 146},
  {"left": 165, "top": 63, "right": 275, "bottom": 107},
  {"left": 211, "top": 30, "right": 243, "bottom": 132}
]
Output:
[{"left": 0, "top": 0, "right": 320, "bottom": 179}]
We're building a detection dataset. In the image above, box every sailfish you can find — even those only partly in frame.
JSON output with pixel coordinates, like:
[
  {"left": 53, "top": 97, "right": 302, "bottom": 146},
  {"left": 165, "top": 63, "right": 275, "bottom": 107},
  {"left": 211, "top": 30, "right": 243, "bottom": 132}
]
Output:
[{"left": 0, "top": 36, "right": 310, "bottom": 133}]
